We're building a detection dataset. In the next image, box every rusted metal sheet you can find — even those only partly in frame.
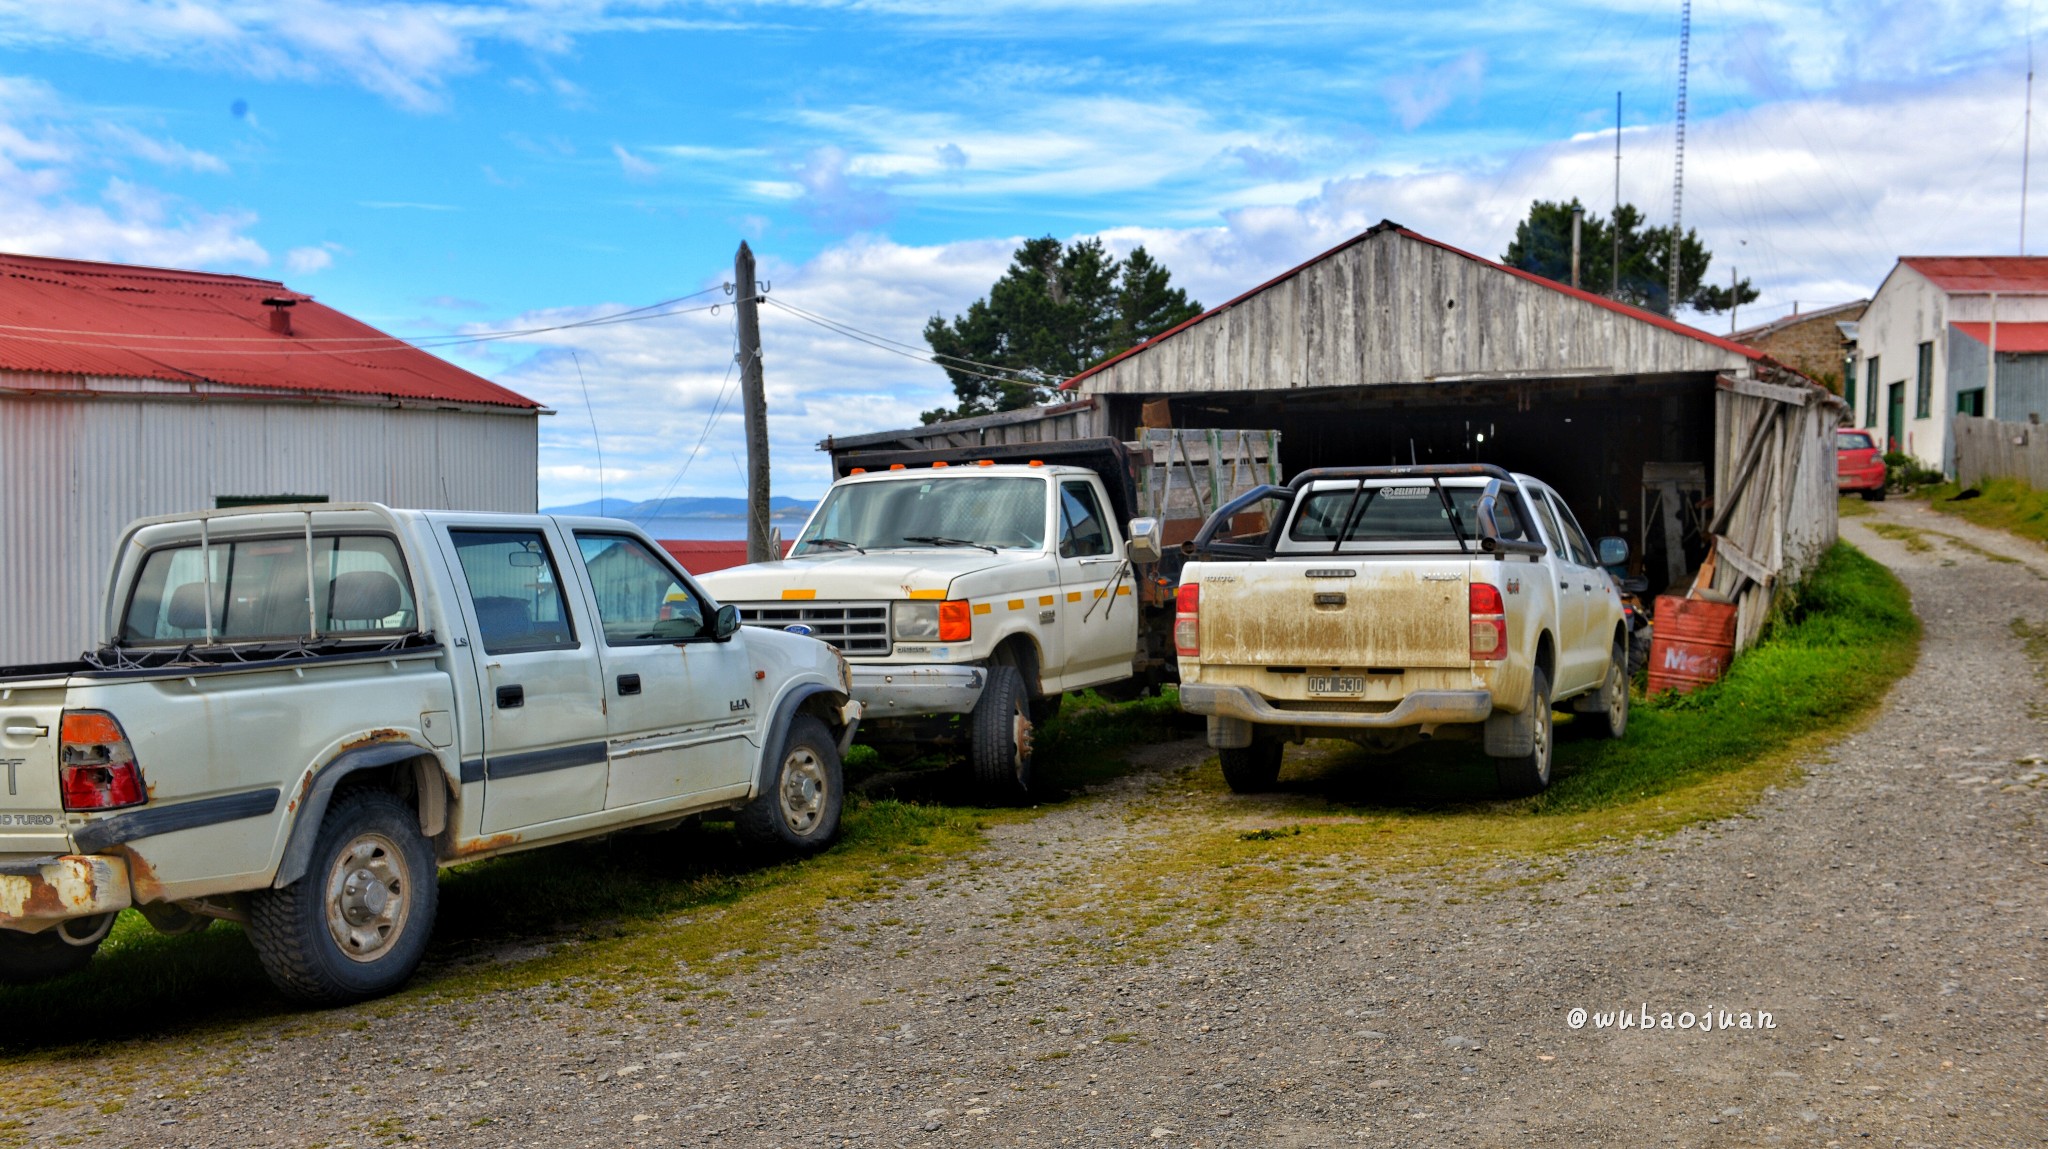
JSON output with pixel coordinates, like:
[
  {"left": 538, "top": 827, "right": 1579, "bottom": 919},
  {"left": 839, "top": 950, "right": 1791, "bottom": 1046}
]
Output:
[{"left": 0, "top": 854, "right": 132, "bottom": 928}]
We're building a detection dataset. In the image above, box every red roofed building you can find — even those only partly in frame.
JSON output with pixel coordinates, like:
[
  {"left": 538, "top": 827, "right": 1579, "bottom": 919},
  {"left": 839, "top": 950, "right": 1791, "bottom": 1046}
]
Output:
[
  {"left": 1852, "top": 256, "right": 2048, "bottom": 471},
  {"left": 0, "top": 252, "right": 543, "bottom": 663}
]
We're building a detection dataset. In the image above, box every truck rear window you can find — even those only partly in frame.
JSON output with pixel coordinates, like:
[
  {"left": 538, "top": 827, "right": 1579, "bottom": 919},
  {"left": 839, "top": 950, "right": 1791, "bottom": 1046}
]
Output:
[
  {"left": 1286, "top": 482, "right": 1527, "bottom": 551},
  {"left": 121, "top": 534, "right": 417, "bottom": 645}
]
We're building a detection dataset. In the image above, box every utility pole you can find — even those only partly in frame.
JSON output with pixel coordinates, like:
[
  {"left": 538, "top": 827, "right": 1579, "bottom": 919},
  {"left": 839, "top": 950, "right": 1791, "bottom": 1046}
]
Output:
[
  {"left": 1570, "top": 205, "right": 1584, "bottom": 289},
  {"left": 734, "top": 241, "right": 774, "bottom": 564},
  {"left": 1612, "top": 91, "right": 1622, "bottom": 296},
  {"left": 1729, "top": 266, "right": 1738, "bottom": 334}
]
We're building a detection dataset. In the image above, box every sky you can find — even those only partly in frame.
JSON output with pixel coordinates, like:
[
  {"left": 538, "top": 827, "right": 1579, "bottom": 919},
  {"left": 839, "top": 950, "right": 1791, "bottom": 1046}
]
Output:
[{"left": 0, "top": 0, "right": 2035, "bottom": 507}]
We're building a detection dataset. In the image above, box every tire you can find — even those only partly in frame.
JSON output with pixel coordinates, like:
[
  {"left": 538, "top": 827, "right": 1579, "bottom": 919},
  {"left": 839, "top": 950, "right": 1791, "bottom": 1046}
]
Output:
[
  {"left": 1218, "top": 734, "right": 1283, "bottom": 793},
  {"left": 1569, "top": 640, "right": 1630, "bottom": 741},
  {"left": 1493, "top": 668, "right": 1554, "bottom": 797},
  {"left": 0, "top": 920, "right": 107, "bottom": 985},
  {"left": 736, "top": 714, "right": 844, "bottom": 855},
  {"left": 246, "top": 789, "right": 438, "bottom": 1006},
  {"left": 1861, "top": 487, "right": 1886, "bottom": 502},
  {"left": 1627, "top": 624, "right": 1653, "bottom": 679},
  {"left": 968, "top": 663, "right": 1035, "bottom": 803}
]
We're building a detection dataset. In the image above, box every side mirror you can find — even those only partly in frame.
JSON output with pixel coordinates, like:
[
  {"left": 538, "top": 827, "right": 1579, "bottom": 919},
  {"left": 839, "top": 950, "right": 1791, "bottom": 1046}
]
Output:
[
  {"left": 712, "top": 603, "right": 741, "bottom": 641},
  {"left": 1125, "top": 517, "right": 1163, "bottom": 565},
  {"left": 1596, "top": 536, "right": 1629, "bottom": 567}
]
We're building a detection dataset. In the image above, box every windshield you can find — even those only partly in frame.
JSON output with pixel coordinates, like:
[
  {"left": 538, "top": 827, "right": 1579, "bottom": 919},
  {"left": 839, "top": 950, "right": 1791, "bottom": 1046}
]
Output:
[
  {"left": 1282, "top": 480, "right": 1528, "bottom": 553},
  {"left": 794, "top": 476, "right": 1048, "bottom": 555},
  {"left": 1836, "top": 431, "right": 1876, "bottom": 451}
]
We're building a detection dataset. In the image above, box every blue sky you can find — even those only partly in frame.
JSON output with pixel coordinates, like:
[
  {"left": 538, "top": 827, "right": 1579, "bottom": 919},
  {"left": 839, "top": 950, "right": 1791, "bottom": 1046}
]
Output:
[{"left": 0, "top": 0, "right": 2033, "bottom": 506}]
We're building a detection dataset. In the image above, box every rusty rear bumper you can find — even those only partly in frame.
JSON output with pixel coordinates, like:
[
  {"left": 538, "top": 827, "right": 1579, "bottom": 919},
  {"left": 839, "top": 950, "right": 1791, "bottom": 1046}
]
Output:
[
  {"left": 0, "top": 854, "right": 133, "bottom": 932},
  {"left": 1181, "top": 684, "right": 1493, "bottom": 737}
]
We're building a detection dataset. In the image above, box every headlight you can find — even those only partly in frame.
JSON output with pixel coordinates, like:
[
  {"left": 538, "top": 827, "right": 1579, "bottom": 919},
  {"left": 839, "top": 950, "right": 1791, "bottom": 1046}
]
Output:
[{"left": 893, "top": 600, "right": 940, "bottom": 639}]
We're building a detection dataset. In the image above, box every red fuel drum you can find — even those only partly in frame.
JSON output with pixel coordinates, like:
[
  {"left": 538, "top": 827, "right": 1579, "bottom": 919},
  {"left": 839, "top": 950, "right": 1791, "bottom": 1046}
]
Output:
[{"left": 1646, "top": 595, "right": 1738, "bottom": 696}]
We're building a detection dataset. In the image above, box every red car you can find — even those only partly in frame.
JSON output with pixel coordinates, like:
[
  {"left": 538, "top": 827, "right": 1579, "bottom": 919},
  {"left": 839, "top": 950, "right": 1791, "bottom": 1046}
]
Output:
[{"left": 1836, "top": 429, "right": 1887, "bottom": 500}]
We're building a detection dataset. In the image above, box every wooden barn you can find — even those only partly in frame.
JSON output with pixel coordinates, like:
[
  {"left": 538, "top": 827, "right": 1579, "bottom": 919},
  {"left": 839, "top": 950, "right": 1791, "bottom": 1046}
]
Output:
[{"left": 830, "top": 221, "right": 1845, "bottom": 650}]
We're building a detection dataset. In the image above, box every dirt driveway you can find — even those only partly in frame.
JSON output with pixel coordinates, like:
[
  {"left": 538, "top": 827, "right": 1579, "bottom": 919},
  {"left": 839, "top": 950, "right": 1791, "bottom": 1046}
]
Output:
[{"left": 21, "top": 503, "right": 2048, "bottom": 1147}]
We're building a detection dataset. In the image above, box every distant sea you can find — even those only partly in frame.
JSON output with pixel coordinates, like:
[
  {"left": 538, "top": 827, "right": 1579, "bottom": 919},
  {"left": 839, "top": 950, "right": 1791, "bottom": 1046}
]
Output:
[{"left": 542, "top": 496, "right": 813, "bottom": 542}]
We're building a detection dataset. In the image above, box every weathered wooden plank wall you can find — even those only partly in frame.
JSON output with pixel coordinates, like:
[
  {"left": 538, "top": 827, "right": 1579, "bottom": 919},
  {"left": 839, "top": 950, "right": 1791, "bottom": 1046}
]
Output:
[
  {"left": 1952, "top": 414, "right": 2048, "bottom": 488},
  {"left": 1071, "top": 228, "right": 1751, "bottom": 396},
  {"left": 1708, "top": 376, "right": 1843, "bottom": 651}
]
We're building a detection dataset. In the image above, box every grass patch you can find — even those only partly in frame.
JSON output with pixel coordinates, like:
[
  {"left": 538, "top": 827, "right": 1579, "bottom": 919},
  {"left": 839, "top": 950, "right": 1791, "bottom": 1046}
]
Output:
[
  {"left": 0, "top": 690, "right": 1189, "bottom": 1068},
  {"left": 1837, "top": 494, "right": 1875, "bottom": 518},
  {"left": 1918, "top": 478, "right": 2048, "bottom": 547},
  {"left": 1031, "top": 543, "right": 1919, "bottom": 958},
  {"left": 1866, "top": 521, "right": 1934, "bottom": 552}
]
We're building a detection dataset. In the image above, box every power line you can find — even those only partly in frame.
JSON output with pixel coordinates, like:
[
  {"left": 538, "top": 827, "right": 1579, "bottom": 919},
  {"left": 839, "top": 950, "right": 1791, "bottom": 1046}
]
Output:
[
  {"left": 760, "top": 296, "right": 1053, "bottom": 388},
  {"left": 0, "top": 286, "right": 730, "bottom": 355},
  {"left": 634, "top": 312, "right": 743, "bottom": 526}
]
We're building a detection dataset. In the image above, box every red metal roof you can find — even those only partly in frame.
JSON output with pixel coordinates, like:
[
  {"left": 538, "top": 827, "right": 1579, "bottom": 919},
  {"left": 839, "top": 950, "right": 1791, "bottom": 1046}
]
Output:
[
  {"left": 1063, "top": 220, "right": 1775, "bottom": 391},
  {"left": 660, "top": 538, "right": 791, "bottom": 576},
  {"left": 1901, "top": 257, "right": 2048, "bottom": 294},
  {"left": 1951, "top": 321, "right": 2048, "bottom": 353},
  {"left": 0, "top": 252, "right": 537, "bottom": 408}
]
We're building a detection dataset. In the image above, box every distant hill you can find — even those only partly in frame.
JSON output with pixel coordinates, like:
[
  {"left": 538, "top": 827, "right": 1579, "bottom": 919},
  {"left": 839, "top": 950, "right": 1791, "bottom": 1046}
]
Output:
[{"left": 542, "top": 495, "right": 814, "bottom": 519}]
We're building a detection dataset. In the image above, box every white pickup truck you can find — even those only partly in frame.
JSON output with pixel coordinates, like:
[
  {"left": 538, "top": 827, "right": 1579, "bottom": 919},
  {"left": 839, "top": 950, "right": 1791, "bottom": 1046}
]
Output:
[
  {"left": 0, "top": 503, "right": 857, "bottom": 1003},
  {"left": 700, "top": 438, "right": 1188, "bottom": 801},
  {"left": 1174, "top": 464, "right": 1630, "bottom": 796}
]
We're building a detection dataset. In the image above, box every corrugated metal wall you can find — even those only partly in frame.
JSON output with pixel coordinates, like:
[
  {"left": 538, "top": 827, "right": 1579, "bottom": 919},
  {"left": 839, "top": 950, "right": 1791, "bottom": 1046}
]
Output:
[{"left": 0, "top": 390, "right": 538, "bottom": 664}]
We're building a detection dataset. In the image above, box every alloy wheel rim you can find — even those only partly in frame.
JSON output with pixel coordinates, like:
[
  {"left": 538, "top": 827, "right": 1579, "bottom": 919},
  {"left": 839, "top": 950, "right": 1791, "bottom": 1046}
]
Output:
[
  {"left": 325, "top": 832, "right": 410, "bottom": 964},
  {"left": 779, "top": 746, "right": 827, "bottom": 834}
]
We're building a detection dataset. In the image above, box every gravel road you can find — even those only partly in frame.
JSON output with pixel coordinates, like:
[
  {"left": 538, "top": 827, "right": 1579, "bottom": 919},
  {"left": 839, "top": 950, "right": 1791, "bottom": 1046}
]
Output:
[{"left": 21, "top": 500, "right": 2048, "bottom": 1148}]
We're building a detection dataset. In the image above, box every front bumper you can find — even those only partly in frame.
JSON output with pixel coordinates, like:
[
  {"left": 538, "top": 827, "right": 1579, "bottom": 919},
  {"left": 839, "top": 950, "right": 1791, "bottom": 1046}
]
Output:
[
  {"left": 850, "top": 664, "right": 986, "bottom": 717},
  {"left": 0, "top": 854, "right": 133, "bottom": 933},
  {"left": 1180, "top": 684, "right": 1494, "bottom": 732}
]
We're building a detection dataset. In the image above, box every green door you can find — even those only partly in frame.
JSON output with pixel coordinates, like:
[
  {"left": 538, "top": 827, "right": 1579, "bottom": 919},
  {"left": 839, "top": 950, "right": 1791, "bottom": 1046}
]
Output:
[{"left": 1886, "top": 382, "right": 1906, "bottom": 453}]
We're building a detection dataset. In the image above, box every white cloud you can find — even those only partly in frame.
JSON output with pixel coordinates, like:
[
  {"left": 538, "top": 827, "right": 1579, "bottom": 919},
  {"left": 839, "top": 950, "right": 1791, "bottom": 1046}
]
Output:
[
  {"left": 0, "top": 75, "right": 266, "bottom": 268},
  {"left": 611, "top": 143, "right": 659, "bottom": 181},
  {"left": 285, "top": 244, "right": 336, "bottom": 274},
  {"left": 1384, "top": 51, "right": 1486, "bottom": 131}
]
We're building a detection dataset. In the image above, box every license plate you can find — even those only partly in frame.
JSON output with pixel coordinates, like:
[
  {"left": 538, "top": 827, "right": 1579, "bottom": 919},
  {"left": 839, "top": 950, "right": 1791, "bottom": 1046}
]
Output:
[{"left": 1308, "top": 675, "right": 1366, "bottom": 695}]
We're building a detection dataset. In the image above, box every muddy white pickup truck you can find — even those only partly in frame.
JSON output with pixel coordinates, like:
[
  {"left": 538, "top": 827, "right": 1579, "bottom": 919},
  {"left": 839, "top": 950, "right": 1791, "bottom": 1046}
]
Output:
[
  {"left": 1174, "top": 464, "right": 1630, "bottom": 796},
  {"left": 0, "top": 503, "right": 857, "bottom": 1003}
]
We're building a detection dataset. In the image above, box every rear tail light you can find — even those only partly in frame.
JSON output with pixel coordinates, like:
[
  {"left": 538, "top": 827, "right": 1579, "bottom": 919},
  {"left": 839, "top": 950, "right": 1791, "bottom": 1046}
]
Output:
[
  {"left": 59, "top": 710, "right": 146, "bottom": 811},
  {"left": 1469, "top": 583, "right": 1507, "bottom": 662},
  {"left": 1174, "top": 583, "right": 1200, "bottom": 657},
  {"left": 937, "top": 599, "right": 973, "bottom": 643}
]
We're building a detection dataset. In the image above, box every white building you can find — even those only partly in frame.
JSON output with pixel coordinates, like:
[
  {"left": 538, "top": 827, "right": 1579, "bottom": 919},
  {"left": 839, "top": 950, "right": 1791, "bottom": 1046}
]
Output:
[
  {"left": 1849, "top": 257, "right": 2048, "bottom": 471},
  {"left": 0, "top": 253, "right": 542, "bottom": 664}
]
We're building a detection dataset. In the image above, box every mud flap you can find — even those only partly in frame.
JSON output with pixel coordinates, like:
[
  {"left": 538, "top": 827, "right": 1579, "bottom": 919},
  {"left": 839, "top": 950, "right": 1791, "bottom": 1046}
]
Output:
[
  {"left": 1483, "top": 706, "right": 1535, "bottom": 757},
  {"left": 1208, "top": 715, "right": 1254, "bottom": 749}
]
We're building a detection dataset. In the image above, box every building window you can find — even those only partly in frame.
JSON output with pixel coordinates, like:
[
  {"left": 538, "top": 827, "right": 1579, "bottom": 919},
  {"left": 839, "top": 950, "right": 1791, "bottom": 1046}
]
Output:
[
  {"left": 1915, "top": 341, "right": 1933, "bottom": 419},
  {"left": 1843, "top": 355, "right": 1857, "bottom": 410},
  {"left": 1864, "top": 356, "right": 1880, "bottom": 428},
  {"left": 1955, "top": 388, "right": 1986, "bottom": 417}
]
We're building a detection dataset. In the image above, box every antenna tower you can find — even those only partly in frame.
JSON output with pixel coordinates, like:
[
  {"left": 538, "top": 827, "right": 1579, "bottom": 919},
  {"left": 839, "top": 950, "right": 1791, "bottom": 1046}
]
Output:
[
  {"left": 1668, "top": 0, "right": 1690, "bottom": 317},
  {"left": 2025, "top": 22, "right": 2036, "bottom": 253}
]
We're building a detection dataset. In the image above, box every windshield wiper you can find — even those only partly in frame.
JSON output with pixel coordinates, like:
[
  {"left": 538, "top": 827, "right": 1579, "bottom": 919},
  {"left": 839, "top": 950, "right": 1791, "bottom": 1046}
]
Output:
[
  {"left": 803, "top": 537, "right": 866, "bottom": 554},
  {"left": 901, "top": 535, "right": 998, "bottom": 554}
]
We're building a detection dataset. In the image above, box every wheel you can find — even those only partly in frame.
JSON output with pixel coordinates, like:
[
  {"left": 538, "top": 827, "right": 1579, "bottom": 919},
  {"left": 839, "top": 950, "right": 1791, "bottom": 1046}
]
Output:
[
  {"left": 736, "top": 714, "right": 844, "bottom": 854},
  {"left": 1218, "top": 734, "right": 1283, "bottom": 793},
  {"left": 1861, "top": 487, "right": 1886, "bottom": 502},
  {"left": 247, "top": 789, "right": 438, "bottom": 1006},
  {"left": 1627, "top": 624, "right": 1653, "bottom": 679},
  {"left": 1492, "top": 668, "right": 1554, "bottom": 797},
  {"left": 968, "top": 663, "right": 1035, "bottom": 803},
  {"left": 1569, "top": 640, "right": 1630, "bottom": 740},
  {"left": 0, "top": 918, "right": 110, "bottom": 984}
]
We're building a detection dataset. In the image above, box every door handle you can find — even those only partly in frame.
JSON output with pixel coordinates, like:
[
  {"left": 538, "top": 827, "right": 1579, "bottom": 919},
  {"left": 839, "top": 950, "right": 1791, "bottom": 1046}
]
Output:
[
  {"left": 617, "top": 673, "right": 641, "bottom": 696},
  {"left": 496, "top": 684, "right": 525, "bottom": 709},
  {"left": 2, "top": 725, "right": 47, "bottom": 738}
]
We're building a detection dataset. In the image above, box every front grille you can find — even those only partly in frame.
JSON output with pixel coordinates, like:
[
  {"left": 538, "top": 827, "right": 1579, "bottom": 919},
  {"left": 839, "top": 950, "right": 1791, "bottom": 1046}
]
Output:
[{"left": 736, "top": 602, "right": 891, "bottom": 655}]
